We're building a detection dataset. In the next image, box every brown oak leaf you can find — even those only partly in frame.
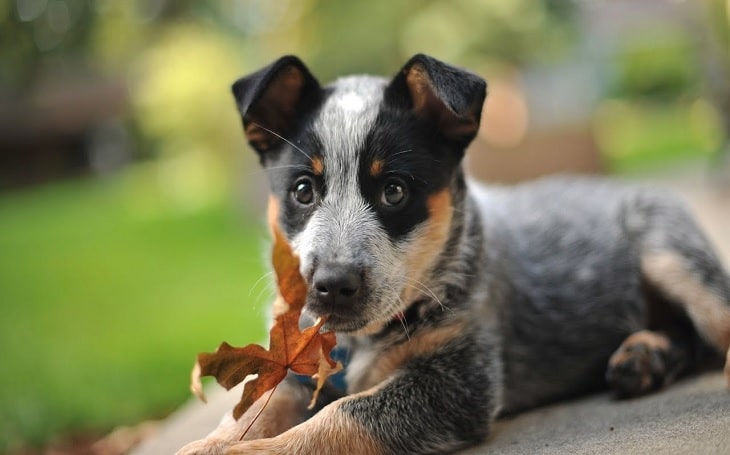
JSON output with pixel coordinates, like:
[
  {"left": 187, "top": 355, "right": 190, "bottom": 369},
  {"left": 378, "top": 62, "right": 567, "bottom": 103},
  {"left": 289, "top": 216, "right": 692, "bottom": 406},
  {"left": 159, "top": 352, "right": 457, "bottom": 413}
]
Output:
[{"left": 191, "top": 227, "right": 342, "bottom": 420}]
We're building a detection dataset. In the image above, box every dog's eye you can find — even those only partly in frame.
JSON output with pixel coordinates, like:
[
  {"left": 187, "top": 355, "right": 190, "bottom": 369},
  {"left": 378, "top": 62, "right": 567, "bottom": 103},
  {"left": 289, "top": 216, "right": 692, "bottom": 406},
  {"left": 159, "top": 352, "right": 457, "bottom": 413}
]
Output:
[
  {"left": 381, "top": 179, "right": 408, "bottom": 207},
  {"left": 292, "top": 178, "right": 315, "bottom": 205}
]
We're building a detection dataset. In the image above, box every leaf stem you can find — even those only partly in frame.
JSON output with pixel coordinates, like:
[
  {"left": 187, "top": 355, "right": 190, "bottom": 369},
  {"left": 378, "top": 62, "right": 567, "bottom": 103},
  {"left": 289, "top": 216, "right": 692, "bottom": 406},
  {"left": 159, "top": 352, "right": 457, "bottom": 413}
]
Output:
[{"left": 239, "top": 382, "right": 278, "bottom": 441}]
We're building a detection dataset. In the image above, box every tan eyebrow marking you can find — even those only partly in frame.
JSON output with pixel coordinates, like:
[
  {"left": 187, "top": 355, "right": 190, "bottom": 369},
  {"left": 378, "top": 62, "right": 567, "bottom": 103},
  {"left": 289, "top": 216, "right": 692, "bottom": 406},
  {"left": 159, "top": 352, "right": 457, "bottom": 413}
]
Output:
[
  {"left": 312, "top": 156, "right": 324, "bottom": 175},
  {"left": 369, "top": 159, "right": 384, "bottom": 177}
]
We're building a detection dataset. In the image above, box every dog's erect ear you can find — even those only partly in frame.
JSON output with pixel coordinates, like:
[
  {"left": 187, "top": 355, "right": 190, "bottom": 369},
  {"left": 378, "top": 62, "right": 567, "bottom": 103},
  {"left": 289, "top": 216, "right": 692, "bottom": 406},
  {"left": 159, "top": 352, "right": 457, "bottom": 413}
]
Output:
[
  {"left": 385, "top": 54, "right": 486, "bottom": 147},
  {"left": 232, "top": 56, "right": 321, "bottom": 156}
]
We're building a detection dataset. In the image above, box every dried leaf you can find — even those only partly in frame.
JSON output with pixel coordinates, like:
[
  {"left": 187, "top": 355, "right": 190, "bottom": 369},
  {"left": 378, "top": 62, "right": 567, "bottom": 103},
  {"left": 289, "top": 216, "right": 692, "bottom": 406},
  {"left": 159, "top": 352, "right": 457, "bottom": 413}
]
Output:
[
  {"left": 270, "top": 227, "right": 309, "bottom": 316},
  {"left": 191, "top": 226, "right": 341, "bottom": 419},
  {"left": 309, "top": 348, "right": 343, "bottom": 410}
]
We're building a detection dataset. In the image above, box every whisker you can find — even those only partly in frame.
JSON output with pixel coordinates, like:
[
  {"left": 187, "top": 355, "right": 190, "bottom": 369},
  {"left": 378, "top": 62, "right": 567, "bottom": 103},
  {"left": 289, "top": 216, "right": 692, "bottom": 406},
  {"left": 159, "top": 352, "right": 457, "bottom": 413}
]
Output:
[
  {"left": 384, "top": 169, "right": 428, "bottom": 186},
  {"left": 264, "top": 164, "right": 312, "bottom": 172},
  {"left": 248, "top": 271, "right": 275, "bottom": 298},
  {"left": 397, "top": 311, "right": 410, "bottom": 340},
  {"left": 392, "top": 292, "right": 411, "bottom": 340},
  {"left": 391, "top": 149, "right": 413, "bottom": 158},
  {"left": 252, "top": 122, "right": 312, "bottom": 160},
  {"left": 379, "top": 286, "right": 411, "bottom": 340},
  {"left": 402, "top": 277, "right": 437, "bottom": 299},
  {"left": 254, "top": 286, "right": 276, "bottom": 309},
  {"left": 403, "top": 277, "right": 451, "bottom": 313},
  {"left": 241, "top": 163, "right": 312, "bottom": 180}
]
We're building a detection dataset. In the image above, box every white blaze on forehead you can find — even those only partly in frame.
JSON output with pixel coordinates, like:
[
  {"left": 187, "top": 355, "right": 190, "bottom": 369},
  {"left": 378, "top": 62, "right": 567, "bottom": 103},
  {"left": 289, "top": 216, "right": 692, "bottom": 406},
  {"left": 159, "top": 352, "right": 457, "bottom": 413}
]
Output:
[
  {"left": 293, "top": 76, "right": 388, "bottom": 272},
  {"left": 337, "top": 91, "right": 367, "bottom": 112},
  {"left": 313, "top": 76, "right": 385, "bottom": 196}
]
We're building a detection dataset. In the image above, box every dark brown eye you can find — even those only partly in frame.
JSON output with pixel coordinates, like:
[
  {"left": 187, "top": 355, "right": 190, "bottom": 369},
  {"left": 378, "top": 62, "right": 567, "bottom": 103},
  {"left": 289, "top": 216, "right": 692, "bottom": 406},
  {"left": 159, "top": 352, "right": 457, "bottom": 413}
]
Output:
[
  {"left": 293, "top": 178, "right": 314, "bottom": 205},
  {"left": 381, "top": 180, "right": 407, "bottom": 207}
]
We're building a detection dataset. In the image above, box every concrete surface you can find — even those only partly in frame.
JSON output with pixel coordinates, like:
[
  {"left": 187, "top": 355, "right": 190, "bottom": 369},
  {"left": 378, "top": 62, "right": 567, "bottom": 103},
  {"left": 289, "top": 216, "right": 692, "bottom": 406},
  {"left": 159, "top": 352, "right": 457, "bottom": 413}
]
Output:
[
  {"left": 133, "top": 176, "right": 730, "bottom": 455},
  {"left": 465, "top": 372, "right": 729, "bottom": 455}
]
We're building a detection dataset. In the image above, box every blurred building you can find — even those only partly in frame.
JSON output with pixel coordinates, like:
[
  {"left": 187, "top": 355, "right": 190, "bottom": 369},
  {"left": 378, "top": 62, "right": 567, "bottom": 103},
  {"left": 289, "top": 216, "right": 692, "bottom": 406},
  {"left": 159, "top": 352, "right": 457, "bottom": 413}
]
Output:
[{"left": 0, "top": 77, "right": 130, "bottom": 189}]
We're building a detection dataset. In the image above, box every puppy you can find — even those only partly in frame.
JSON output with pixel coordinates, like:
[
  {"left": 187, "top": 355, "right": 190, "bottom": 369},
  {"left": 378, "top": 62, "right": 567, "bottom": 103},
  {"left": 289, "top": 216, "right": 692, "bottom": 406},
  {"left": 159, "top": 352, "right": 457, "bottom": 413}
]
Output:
[{"left": 178, "top": 54, "right": 730, "bottom": 454}]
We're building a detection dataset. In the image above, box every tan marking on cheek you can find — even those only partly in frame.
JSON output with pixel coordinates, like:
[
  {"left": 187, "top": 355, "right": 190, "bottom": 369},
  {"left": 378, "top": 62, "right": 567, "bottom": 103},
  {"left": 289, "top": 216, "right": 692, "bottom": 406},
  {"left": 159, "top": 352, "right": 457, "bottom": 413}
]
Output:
[
  {"left": 267, "top": 195, "right": 280, "bottom": 234},
  {"left": 311, "top": 156, "right": 324, "bottom": 176},
  {"left": 352, "top": 321, "right": 466, "bottom": 392},
  {"left": 642, "top": 252, "right": 730, "bottom": 352},
  {"left": 369, "top": 159, "right": 384, "bottom": 177},
  {"left": 402, "top": 190, "right": 453, "bottom": 303}
]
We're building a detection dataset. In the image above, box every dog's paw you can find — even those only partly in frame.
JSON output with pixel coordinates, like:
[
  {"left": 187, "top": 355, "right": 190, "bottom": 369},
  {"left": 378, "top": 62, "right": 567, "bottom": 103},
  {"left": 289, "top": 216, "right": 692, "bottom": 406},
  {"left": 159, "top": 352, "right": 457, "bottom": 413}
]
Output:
[{"left": 606, "top": 330, "right": 672, "bottom": 397}]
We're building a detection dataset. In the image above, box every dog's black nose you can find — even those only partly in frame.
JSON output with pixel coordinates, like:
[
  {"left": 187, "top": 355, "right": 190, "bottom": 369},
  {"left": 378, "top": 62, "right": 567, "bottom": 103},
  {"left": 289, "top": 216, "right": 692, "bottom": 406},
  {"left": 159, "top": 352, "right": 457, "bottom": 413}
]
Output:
[{"left": 313, "top": 264, "right": 361, "bottom": 307}]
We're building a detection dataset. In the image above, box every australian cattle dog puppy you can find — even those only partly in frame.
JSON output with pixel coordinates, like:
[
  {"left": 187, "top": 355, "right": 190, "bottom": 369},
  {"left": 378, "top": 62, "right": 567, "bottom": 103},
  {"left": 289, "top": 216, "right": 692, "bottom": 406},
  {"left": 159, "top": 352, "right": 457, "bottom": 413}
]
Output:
[{"left": 178, "top": 54, "right": 730, "bottom": 454}]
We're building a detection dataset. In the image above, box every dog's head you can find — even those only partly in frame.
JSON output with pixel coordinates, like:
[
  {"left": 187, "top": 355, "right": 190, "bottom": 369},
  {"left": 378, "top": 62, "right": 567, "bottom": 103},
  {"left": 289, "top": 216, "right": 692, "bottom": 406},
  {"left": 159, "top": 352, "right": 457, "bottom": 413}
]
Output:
[{"left": 233, "top": 54, "right": 486, "bottom": 333}]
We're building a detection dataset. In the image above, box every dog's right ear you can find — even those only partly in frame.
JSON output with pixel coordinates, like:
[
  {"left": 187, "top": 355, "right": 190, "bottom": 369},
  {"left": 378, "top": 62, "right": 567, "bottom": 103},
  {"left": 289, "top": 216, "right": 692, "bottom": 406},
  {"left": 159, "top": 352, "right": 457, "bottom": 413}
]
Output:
[
  {"left": 384, "top": 54, "right": 486, "bottom": 149},
  {"left": 232, "top": 56, "right": 321, "bottom": 157}
]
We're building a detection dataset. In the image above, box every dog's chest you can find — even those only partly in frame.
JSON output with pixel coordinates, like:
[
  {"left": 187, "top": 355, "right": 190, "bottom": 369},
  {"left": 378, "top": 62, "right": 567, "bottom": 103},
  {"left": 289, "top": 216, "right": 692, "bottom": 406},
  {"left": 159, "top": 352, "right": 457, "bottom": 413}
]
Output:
[{"left": 344, "top": 346, "right": 381, "bottom": 393}]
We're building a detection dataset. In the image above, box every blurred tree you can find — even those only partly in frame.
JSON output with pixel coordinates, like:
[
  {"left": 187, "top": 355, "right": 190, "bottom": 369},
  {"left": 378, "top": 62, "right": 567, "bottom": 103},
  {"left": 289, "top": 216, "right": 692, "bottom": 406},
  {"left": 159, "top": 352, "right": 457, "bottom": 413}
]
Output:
[
  {"left": 130, "top": 22, "right": 246, "bottom": 210},
  {"left": 0, "top": 0, "right": 92, "bottom": 91},
  {"left": 610, "top": 27, "right": 699, "bottom": 101},
  {"left": 287, "top": 0, "right": 577, "bottom": 80},
  {"left": 0, "top": 1, "right": 256, "bottom": 189},
  {"left": 399, "top": 0, "right": 577, "bottom": 68},
  {"left": 701, "top": 0, "right": 730, "bottom": 164}
]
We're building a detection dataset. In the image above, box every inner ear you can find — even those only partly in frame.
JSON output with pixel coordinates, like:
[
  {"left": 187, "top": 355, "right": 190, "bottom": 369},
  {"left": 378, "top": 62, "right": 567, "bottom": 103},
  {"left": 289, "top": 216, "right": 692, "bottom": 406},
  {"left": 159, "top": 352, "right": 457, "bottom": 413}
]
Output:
[
  {"left": 243, "top": 65, "right": 305, "bottom": 151},
  {"left": 405, "top": 63, "right": 478, "bottom": 141},
  {"left": 405, "top": 63, "right": 440, "bottom": 116},
  {"left": 388, "top": 54, "right": 486, "bottom": 147},
  {"left": 232, "top": 56, "right": 321, "bottom": 156}
]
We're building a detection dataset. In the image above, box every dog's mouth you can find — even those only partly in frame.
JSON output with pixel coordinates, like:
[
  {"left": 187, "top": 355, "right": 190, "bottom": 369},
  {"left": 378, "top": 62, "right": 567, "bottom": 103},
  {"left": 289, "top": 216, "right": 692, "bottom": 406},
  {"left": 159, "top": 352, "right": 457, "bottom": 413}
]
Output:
[
  {"left": 305, "top": 294, "right": 407, "bottom": 334},
  {"left": 321, "top": 313, "right": 370, "bottom": 333},
  {"left": 305, "top": 298, "right": 371, "bottom": 333}
]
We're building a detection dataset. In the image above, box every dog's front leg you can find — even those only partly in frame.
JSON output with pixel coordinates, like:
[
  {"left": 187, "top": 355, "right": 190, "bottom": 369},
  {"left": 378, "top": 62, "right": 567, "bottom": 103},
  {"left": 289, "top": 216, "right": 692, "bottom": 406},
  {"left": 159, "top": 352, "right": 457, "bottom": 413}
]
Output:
[
  {"left": 227, "top": 338, "right": 500, "bottom": 455},
  {"left": 177, "top": 374, "right": 342, "bottom": 455}
]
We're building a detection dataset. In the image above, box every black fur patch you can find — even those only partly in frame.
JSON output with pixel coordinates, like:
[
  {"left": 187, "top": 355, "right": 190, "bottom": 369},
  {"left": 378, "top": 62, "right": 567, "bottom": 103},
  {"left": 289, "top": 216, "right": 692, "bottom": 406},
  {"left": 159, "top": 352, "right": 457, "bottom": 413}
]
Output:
[
  {"left": 265, "top": 129, "right": 327, "bottom": 237},
  {"left": 358, "top": 105, "right": 462, "bottom": 240}
]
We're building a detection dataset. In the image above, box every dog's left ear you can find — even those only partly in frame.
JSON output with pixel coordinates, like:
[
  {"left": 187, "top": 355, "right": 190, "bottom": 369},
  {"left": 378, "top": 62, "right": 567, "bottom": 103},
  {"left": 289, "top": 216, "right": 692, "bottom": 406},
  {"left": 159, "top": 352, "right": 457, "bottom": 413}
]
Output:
[{"left": 385, "top": 54, "right": 486, "bottom": 147}]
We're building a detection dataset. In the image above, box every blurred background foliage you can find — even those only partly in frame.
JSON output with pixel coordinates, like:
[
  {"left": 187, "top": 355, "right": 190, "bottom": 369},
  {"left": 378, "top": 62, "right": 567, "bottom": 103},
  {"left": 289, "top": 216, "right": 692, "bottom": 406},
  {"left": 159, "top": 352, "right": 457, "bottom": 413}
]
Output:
[{"left": 0, "top": 0, "right": 728, "bottom": 452}]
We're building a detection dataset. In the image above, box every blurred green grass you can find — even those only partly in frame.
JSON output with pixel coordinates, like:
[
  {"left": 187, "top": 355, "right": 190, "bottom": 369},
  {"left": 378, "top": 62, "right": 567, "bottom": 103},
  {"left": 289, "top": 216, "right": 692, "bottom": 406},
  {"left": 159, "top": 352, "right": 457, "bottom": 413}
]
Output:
[{"left": 0, "top": 169, "right": 269, "bottom": 450}]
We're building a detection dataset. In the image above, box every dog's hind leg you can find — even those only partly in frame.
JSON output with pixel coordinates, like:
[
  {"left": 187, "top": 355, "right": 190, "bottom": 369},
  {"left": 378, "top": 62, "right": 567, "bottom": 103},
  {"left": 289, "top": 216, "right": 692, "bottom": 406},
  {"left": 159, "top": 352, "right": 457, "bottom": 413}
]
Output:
[
  {"left": 608, "top": 192, "right": 730, "bottom": 395},
  {"left": 640, "top": 251, "right": 730, "bottom": 355}
]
